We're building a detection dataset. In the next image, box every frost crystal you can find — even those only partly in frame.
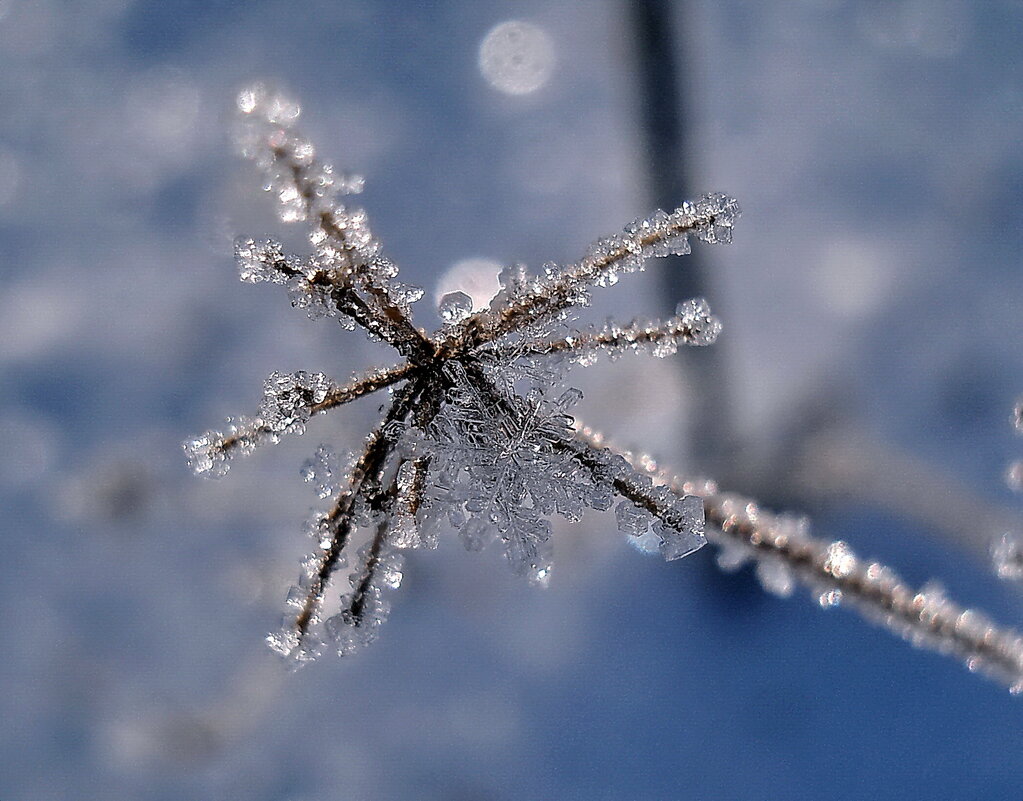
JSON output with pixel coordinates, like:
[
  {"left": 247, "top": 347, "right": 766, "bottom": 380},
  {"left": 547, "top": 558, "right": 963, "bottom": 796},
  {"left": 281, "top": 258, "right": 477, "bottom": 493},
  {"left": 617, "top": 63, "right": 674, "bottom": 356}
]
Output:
[
  {"left": 235, "top": 237, "right": 292, "bottom": 284},
  {"left": 300, "top": 445, "right": 345, "bottom": 499},
  {"left": 993, "top": 533, "right": 1023, "bottom": 581},
  {"left": 187, "top": 86, "right": 740, "bottom": 664},
  {"left": 656, "top": 493, "right": 706, "bottom": 560},
  {"left": 260, "top": 371, "right": 332, "bottom": 438},
  {"left": 182, "top": 415, "right": 260, "bottom": 478},
  {"left": 438, "top": 290, "right": 473, "bottom": 325},
  {"left": 183, "top": 431, "right": 225, "bottom": 477}
]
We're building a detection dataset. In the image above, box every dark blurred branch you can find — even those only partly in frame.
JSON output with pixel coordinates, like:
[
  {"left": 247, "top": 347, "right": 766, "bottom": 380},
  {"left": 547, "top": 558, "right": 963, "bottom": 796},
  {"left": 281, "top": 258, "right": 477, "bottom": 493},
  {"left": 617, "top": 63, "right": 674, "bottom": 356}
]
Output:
[{"left": 628, "top": 0, "right": 733, "bottom": 473}]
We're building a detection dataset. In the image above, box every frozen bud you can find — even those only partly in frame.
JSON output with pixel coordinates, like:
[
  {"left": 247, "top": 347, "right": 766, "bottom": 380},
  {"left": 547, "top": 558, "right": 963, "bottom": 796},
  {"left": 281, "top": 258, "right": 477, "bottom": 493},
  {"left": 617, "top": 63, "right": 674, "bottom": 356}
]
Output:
[
  {"left": 676, "top": 193, "right": 741, "bottom": 245},
  {"left": 676, "top": 298, "right": 722, "bottom": 346}
]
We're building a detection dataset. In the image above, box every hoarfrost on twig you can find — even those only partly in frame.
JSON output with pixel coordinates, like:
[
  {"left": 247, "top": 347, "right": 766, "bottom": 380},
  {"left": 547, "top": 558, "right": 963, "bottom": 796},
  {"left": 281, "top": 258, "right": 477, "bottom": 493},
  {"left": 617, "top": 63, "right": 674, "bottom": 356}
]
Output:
[
  {"left": 188, "top": 84, "right": 723, "bottom": 663},
  {"left": 184, "top": 84, "right": 1023, "bottom": 694},
  {"left": 573, "top": 425, "right": 1023, "bottom": 692}
]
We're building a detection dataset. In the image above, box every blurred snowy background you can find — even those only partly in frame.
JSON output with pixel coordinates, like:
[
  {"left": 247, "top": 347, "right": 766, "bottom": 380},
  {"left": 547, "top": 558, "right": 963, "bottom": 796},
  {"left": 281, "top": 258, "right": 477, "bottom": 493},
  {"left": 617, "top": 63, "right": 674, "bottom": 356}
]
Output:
[{"left": 2, "top": 1, "right": 1022, "bottom": 799}]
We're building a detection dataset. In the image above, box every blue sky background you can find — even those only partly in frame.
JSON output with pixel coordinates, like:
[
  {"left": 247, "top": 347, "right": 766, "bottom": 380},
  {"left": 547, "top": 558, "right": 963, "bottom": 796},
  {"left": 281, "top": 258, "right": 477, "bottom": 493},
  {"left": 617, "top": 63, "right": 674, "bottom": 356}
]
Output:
[{"left": 1, "top": 1, "right": 1022, "bottom": 799}]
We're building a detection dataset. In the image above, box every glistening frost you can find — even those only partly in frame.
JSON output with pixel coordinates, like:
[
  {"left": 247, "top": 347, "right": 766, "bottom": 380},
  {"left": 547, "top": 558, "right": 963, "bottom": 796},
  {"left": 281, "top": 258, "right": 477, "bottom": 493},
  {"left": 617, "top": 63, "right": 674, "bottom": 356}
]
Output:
[
  {"left": 185, "top": 85, "right": 1023, "bottom": 693},
  {"left": 184, "top": 84, "right": 733, "bottom": 664}
]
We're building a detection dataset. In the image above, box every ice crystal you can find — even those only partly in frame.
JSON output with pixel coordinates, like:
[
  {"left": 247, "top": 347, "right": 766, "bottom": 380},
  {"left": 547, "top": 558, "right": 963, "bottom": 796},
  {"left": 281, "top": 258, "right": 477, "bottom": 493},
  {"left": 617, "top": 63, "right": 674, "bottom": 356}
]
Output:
[
  {"left": 300, "top": 445, "right": 345, "bottom": 499},
  {"left": 438, "top": 290, "right": 474, "bottom": 325},
  {"left": 427, "top": 374, "right": 612, "bottom": 582},
  {"left": 235, "top": 237, "right": 292, "bottom": 285},
  {"left": 187, "top": 84, "right": 738, "bottom": 663},
  {"left": 260, "top": 371, "right": 332, "bottom": 439},
  {"left": 993, "top": 533, "right": 1023, "bottom": 581}
]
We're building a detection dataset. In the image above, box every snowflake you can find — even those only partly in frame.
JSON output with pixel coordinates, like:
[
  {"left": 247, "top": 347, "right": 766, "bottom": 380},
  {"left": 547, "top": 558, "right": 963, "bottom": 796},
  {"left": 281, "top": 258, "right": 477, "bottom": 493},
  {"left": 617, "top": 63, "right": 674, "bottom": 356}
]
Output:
[{"left": 185, "top": 83, "right": 739, "bottom": 663}]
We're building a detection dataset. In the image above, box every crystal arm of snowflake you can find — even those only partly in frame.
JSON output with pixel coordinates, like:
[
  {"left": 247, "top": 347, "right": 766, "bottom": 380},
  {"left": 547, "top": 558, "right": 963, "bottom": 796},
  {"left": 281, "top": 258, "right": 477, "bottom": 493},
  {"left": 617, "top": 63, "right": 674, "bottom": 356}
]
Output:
[{"left": 184, "top": 85, "right": 739, "bottom": 663}]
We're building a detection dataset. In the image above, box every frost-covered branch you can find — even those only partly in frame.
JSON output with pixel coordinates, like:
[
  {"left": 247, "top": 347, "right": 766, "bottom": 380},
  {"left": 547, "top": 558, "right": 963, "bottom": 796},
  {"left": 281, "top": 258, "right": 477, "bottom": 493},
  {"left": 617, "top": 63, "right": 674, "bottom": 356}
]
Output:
[
  {"left": 268, "top": 377, "right": 424, "bottom": 661},
  {"left": 185, "top": 85, "right": 1023, "bottom": 694},
  {"left": 448, "top": 198, "right": 738, "bottom": 353},
  {"left": 183, "top": 363, "right": 414, "bottom": 476},
  {"left": 574, "top": 424, "right": 1023, "bottom": 691},
  {"left": 495, "top": 297, "right": 721, "bottom": 363},
  {"left": 235, "top": 84, "right": 433, "bottom": 361}
]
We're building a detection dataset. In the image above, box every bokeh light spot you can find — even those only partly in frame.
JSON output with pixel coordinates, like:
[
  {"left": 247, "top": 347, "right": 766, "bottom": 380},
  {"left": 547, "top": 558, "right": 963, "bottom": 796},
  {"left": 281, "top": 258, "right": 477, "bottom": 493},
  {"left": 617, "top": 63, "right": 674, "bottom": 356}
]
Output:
[{"left": 478, "top": 20, "right": 555, "bottom": 96}]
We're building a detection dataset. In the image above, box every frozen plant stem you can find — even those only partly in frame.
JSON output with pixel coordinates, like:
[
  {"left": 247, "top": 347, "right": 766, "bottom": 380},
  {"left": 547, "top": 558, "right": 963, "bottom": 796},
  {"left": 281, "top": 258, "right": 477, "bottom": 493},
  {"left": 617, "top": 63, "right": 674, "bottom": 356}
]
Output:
[
  {"left": 185, "top": 85, "right": 1023, "bottom": 692},
  {"left": 575, "top": 426, "right": 1023, "bottom": 691},
  {"left": 186, "top": 84, "right": 730, "bottom": 662}
]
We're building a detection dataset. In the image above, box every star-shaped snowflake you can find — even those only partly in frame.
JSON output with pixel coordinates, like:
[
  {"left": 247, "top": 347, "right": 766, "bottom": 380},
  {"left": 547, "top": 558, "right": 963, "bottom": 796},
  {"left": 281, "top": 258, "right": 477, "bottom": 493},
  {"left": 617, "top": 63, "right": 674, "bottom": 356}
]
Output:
[{"left": 184, "top": 85, "right": 739, "bottom": 663}]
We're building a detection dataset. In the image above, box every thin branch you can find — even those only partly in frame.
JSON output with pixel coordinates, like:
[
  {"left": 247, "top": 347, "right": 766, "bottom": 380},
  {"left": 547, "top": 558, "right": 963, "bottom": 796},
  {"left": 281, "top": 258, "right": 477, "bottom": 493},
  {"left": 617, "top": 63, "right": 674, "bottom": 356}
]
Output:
[
  {"left": 237, "top": 86, "right": 434, "bottom": 360},
  {"left": 191, "top": 362, "right": 417, "bottom": 473},
  {"left": 559, "top": 432, "right": 706, "bottom": 560},
  {"left": 289, "top": 376, "right": 424, "bottom": 640},
  {"left": 278, "top": 147, "right": 433, "bottom": 360},
  {"left": 489, "top": 297, "right": 720, "bottom": 362},
  {"left": 451, "top": 195, "right": 737, "bottom": 352},
  {"left": 347, "top": 485, "right": 400, "bottom": 626},
  {"left": 573, "top": 424, "right": 1023, "bottom": 691}
]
